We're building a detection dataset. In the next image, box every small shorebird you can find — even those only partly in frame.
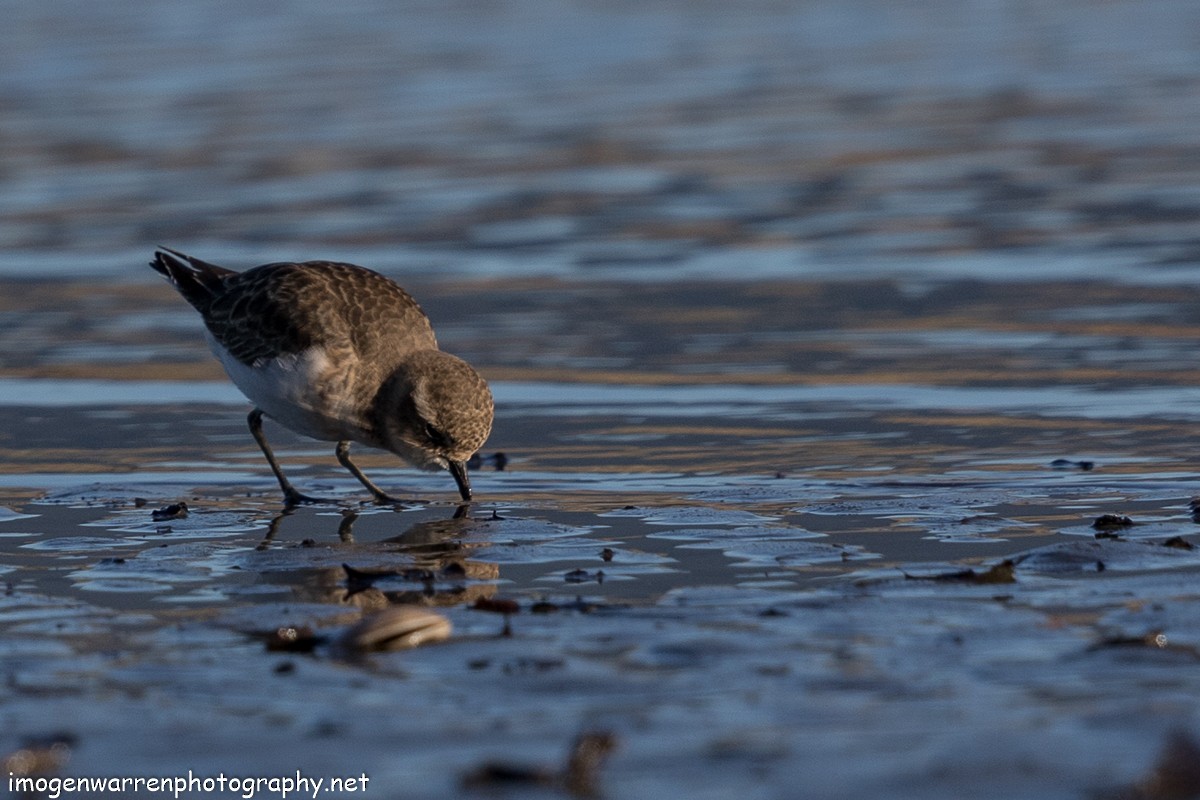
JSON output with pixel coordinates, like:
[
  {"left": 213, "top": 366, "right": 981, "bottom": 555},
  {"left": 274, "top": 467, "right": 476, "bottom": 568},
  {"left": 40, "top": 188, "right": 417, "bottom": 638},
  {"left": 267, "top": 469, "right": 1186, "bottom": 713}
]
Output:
[{"left": 150, "top": 248, "right": 493, "bottom": 506}]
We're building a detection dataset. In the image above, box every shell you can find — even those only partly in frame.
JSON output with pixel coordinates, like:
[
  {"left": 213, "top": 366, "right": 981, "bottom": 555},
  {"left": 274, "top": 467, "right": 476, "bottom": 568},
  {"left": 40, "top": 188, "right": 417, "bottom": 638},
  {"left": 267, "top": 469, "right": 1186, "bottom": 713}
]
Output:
[{"left": 337, "top": 605, "right": 452, "bottom": 652}]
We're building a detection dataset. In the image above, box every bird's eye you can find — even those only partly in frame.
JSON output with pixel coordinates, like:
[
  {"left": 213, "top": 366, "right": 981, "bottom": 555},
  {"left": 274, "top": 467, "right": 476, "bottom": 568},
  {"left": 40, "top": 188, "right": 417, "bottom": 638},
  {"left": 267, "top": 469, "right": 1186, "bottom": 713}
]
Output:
[{"left": 423, "top": 422, "right": 448, "bottom": 448}]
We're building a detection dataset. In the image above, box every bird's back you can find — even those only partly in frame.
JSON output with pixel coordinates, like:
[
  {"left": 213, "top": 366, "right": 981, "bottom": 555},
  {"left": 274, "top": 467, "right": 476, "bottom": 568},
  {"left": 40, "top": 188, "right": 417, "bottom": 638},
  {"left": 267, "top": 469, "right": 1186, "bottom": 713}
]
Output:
[
  {"left": 153, "top": 250, "right": 438, "bottom": 368},
  {"left": 209, "top": 261, "right": 437, "bottom": 367}
]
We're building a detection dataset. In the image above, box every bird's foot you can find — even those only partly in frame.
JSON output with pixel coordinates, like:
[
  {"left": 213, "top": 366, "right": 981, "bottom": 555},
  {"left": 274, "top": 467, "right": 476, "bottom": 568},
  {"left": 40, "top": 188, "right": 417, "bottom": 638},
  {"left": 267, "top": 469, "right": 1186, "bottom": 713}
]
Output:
[
  {"left": 367, "top": 490, "right": 415, "bottom": 508},
  {"left": 282, "top": 487, "right": 337, "bottom": 507}
]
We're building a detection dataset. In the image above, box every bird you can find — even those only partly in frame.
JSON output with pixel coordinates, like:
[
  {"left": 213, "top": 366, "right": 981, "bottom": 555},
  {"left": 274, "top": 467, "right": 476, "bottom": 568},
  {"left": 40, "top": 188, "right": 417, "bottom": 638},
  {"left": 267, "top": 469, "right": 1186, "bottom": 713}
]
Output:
[{"left": 150, "top": 247, "right": 494, "bottom": 506}]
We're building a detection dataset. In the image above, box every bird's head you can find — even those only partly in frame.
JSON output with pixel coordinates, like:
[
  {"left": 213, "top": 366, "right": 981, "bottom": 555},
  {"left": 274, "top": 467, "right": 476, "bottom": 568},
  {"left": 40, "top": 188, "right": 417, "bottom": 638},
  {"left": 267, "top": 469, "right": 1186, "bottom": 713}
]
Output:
[{"left": 375, "top": 350, "right": 493, "bottom": 501}]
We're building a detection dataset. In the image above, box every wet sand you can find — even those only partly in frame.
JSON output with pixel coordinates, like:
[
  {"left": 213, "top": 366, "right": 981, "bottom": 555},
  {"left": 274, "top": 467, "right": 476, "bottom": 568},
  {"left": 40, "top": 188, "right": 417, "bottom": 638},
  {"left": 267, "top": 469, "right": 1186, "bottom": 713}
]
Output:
[
  {"left": 6, "top": 276, "right": 1200, "bottom": 799},
  {"left": 6, "top": 1, "right": 1200, "bottom": 798}
]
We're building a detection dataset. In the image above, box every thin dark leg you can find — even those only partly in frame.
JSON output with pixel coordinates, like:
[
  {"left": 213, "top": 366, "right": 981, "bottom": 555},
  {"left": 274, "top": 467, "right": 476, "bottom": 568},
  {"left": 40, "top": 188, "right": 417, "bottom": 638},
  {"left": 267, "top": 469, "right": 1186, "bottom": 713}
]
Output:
[
  {"left": 335, "top": 440, "right": 407, "bottom": 505},
  {"left": 247, "top": 408, "right": 326, "bottom": 505}
]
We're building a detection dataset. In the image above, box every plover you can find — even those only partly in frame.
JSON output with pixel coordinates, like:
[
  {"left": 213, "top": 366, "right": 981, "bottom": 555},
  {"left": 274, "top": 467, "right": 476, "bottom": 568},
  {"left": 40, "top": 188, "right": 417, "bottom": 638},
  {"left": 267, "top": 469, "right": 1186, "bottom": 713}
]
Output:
[{"left": 150, "top": 247, "right": 493, "bottom": 506}]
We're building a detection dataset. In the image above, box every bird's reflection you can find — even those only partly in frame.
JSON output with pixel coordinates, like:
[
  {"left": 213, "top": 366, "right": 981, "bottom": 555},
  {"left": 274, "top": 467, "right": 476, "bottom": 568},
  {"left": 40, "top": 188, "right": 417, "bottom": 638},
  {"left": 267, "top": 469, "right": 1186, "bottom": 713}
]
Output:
[
  {"left": 257, "top": 501, "right": 472, "bottom": 550},
  {"left": 253, "top": 504, "right": 498, "bottom": 609},
  {"left": 257, "top": 507, "right": 360, "bottom": 549}
]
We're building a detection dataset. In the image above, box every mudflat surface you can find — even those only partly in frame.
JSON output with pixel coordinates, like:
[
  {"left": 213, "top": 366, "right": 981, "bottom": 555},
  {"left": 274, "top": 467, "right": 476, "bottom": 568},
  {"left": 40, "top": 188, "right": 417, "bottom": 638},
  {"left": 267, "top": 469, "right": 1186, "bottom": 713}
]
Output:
[{"left": 5, "top": 2, "right": 1200, "bottom": 799}]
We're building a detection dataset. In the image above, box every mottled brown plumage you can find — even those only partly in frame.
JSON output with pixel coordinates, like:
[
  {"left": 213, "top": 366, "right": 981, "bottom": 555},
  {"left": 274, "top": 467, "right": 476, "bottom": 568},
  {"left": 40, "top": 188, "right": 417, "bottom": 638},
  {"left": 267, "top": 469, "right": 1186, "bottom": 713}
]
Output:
[{"left": 150, "top": 247, "right": 494, "bottom": 505}]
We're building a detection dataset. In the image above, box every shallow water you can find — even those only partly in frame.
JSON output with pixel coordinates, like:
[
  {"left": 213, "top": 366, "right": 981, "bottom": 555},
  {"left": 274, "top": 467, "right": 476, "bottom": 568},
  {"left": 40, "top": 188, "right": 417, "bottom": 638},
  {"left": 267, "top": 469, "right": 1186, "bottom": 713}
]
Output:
[
  {"left": 6, "top": 1, "right": 1200, "bottom": 799},
  {"left": 6, "top": 277, "right": 1200, "bottom": 799}
]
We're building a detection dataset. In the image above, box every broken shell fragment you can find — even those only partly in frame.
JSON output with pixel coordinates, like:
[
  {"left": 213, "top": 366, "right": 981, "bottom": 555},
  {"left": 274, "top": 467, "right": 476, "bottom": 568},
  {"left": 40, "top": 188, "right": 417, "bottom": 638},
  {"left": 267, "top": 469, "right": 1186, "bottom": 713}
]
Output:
[{"left": 337, "top": 605, "right": 452, "bottom": 653}]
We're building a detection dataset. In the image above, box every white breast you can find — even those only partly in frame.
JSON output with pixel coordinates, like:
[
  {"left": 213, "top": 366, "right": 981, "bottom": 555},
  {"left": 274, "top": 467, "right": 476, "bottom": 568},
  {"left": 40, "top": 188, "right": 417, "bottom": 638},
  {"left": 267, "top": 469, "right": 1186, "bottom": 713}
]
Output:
[{"left": 208, "top": 335, "right": 360, "bottom": 442}]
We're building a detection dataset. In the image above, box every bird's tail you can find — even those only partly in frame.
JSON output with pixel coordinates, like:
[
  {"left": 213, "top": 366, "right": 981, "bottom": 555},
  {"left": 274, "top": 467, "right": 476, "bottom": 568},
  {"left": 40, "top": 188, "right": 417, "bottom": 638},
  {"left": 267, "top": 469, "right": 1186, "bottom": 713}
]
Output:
[{"left": 150, "top": 247, "right": 235, "bottom": 310}]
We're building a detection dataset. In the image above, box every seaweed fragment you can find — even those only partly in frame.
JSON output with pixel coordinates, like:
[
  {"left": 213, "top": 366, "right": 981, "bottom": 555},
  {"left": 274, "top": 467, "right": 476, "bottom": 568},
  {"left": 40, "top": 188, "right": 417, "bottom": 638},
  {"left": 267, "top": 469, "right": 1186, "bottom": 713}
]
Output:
[
  {"left": 1093, "top": 514, "right": 1134, "bottom": 532},
  {"left": 461, "top": 731, "right": 618, "bottom": 798},
  {"left": 1095, "top": 730, "right": 1200, "bottom": 800},
  {"left": 151, "top": 502, "right": 189, "bottom": 521},
  {"left": 904, "top": 559, "right": 1016, "bottom": 585}
]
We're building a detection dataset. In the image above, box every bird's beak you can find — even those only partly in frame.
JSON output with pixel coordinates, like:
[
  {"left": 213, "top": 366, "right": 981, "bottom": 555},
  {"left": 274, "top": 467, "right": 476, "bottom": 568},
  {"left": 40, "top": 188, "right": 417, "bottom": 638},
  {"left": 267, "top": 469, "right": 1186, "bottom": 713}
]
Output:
[{"left": 448, "top": 459, "right": 472, "bottom": 502}]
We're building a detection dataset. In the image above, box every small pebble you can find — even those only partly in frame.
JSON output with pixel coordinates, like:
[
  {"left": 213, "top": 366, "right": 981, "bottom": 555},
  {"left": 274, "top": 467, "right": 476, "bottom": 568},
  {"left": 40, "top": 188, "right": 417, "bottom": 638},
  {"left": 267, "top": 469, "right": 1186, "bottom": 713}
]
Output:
[
  {"left": 265, "top": 625, "right": 321, "bottom": 653},
  {"left": 1050, "top": 459, "right": 1094, "bottom": 471}
]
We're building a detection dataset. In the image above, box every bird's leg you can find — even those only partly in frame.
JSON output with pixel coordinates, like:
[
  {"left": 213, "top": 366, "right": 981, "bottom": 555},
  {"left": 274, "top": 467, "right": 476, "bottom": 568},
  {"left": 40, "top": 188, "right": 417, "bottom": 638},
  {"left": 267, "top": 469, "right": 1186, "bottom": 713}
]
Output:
[
  {"left": 247, "top": 408, "right": 327, "bottom": 506},
  {"left": 335, "top": 440, "right": 409, "bottom": 506}
]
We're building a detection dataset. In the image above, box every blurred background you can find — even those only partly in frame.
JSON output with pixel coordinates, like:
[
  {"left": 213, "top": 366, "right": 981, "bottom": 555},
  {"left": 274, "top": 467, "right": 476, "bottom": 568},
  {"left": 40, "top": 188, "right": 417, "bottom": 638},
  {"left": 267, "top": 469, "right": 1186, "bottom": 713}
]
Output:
[
  {"left": 9, "top": 6, "right": 1200, "bottom": 796},
  {"left": 4, "top": 0, "right": 1200, "bottom": 283}
]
